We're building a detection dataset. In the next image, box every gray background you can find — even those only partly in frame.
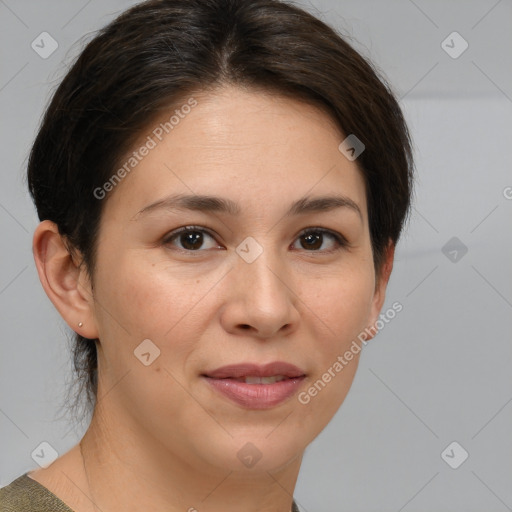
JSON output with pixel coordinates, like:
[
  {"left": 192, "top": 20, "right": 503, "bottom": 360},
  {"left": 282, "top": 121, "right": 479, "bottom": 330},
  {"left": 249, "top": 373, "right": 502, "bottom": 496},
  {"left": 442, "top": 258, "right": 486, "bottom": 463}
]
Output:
[{"left": 1, "top": 1, "right": 511, "bottom": 511}]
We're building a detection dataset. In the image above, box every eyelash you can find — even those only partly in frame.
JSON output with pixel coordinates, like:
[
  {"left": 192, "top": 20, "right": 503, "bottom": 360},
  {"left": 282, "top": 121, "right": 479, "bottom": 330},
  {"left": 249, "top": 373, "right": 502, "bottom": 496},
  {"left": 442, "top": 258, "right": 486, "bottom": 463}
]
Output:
[{"left": 162, "top": 225, "right": 348, "bottom": 254}]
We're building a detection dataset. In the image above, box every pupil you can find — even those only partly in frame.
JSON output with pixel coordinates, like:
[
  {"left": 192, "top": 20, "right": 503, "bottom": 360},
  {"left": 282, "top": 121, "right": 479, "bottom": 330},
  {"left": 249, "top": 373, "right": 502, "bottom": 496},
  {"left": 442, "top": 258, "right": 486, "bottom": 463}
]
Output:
[
  {"left": 303, "top": 233, "right": 321, "bottom": 250},
  {"left": 182, "top": 232, "right": 202, "bottom": 250}
]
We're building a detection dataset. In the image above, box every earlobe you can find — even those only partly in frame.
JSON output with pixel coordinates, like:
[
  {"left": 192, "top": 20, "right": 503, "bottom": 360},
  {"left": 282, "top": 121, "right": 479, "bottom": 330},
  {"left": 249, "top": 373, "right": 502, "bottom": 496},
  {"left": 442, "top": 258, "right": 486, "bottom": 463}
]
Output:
[{"left": 32, "top": 220, "right": 99, "bottom": 339}]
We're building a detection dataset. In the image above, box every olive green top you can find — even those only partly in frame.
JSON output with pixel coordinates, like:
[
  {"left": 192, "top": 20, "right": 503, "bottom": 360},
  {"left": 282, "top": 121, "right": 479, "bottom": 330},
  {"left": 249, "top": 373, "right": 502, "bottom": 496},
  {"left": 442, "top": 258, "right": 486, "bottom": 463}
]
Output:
[
  {"left": 1, "top": 473, "right": 301, "bottom": 511},
  {"left": 0, "top": 474, "right": 73, "bottom": 511}
]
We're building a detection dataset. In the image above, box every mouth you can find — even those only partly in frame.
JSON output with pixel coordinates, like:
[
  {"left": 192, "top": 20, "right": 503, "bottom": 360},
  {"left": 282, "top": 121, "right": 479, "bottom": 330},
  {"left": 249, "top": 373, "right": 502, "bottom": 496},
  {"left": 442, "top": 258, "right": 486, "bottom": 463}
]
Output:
[
  {"left": 201, "top": 362, "right": 307, "bottom": 409},
  {"left": 216, "top": 375, "right": 294, "bottom": 384}
]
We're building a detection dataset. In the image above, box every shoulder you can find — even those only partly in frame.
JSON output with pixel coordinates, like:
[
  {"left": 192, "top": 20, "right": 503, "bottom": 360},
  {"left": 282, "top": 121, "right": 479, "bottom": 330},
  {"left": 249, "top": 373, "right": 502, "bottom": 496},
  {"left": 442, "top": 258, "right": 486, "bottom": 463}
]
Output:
[{"left": 0, "top": 473, "right": 74, "bottom": 512}]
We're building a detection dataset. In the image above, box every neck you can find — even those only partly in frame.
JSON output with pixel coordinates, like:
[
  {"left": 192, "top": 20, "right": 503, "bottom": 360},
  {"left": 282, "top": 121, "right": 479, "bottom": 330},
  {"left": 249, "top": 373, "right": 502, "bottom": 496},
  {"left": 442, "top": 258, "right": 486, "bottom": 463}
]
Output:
[{"left": 79, "top": 398, "right": 302, "bottom": 512}]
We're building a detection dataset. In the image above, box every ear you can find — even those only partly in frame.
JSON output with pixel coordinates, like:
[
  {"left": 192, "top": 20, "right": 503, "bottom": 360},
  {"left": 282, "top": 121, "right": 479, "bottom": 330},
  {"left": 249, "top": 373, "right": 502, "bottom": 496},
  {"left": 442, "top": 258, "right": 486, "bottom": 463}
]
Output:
[
  {"left": 365, "top": 241, "right": 395, "bottom": 341},
  {"left": 32, "top": 220, "right": 99, "bottom": 339}
]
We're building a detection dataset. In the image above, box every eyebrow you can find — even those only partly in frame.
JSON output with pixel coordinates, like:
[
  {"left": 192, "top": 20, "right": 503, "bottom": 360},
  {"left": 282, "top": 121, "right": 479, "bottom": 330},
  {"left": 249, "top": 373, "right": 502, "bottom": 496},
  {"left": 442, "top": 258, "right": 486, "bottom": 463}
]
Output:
[{"left": 134, "top": 193, "right": 362, "bottom": 221}]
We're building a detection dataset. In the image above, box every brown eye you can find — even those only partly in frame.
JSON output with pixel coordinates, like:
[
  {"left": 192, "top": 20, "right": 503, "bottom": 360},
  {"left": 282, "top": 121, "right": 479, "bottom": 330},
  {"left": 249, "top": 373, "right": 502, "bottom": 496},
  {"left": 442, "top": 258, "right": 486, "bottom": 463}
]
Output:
[
  {"left": 293, "top": 228, "right": 347, "bottom": 252},
  {"left": 164, "top": 226, "right": 219, "bottom": 251}
]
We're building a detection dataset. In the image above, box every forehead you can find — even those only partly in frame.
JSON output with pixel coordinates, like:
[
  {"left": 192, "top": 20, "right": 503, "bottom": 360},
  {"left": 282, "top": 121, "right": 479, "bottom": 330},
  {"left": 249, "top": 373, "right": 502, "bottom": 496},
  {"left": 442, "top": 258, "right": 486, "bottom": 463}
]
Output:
[{"left": 102, "top": 85, "right": 368, "bottom": 221}]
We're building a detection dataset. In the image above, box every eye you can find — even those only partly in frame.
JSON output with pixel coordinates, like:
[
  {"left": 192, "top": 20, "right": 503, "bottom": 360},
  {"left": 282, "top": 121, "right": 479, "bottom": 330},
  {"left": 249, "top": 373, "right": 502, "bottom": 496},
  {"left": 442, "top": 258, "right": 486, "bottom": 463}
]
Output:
[
  {"left": 292, "top": 228, "right": 347, "bottom": 252},
  {"left": 163, "top": 225, "right": 348, "bottom": 253},
  {"left": 163, "top": 226, "right": 221, "bottom": 252}
]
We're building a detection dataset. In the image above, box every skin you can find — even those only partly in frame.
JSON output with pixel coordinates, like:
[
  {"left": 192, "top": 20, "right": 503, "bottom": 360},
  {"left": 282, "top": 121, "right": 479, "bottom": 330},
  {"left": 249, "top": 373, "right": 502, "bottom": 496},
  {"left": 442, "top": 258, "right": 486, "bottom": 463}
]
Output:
[{"left": 29, "top": 85, "right": 394, "bottom": 512}]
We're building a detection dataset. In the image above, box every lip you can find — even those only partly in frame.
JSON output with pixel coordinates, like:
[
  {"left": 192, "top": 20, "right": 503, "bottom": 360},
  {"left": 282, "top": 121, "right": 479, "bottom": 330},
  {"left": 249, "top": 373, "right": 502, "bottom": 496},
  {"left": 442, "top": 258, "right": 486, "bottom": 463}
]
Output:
[
  {"left": 202, "top": 361, "right": 307, "bottom": 410},
  {"left": 203, "top": 361, "right": 306, "bottom": 379}
]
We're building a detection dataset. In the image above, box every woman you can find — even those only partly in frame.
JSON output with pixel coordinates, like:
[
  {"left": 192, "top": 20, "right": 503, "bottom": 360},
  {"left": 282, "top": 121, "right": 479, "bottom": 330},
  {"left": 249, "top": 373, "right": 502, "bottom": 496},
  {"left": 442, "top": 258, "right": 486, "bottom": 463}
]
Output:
[{"left": 0, "top": 0, "right": 413, "bottom": 510}]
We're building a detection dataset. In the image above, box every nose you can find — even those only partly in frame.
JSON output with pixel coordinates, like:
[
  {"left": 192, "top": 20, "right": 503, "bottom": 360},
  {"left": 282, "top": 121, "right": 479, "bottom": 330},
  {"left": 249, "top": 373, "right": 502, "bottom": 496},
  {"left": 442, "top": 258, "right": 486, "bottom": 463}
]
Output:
[{"left": 220, "top": 247, "right": 300, "bottom": 339}]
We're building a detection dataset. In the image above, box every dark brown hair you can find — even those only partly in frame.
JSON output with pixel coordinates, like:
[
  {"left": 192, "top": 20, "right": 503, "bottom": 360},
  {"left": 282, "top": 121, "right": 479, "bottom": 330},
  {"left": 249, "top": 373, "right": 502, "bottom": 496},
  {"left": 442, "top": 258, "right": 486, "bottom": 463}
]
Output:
[{"left": 27, "top": 0, "right": 414, "bottom": 421}]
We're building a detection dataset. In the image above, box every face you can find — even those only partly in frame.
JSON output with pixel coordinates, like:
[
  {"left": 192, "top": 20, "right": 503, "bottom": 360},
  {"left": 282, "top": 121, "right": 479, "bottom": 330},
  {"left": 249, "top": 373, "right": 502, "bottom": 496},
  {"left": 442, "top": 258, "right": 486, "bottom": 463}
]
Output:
[{"left": 84, "top": 85, "right": 390, "bottom": 474}]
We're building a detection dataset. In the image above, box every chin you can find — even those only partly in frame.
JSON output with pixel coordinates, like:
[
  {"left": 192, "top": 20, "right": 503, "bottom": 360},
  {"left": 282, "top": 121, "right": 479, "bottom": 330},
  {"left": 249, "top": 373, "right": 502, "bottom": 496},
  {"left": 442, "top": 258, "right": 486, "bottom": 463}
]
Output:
[{"left": 197, "top": 429, "right": 308, "bottom": 474}]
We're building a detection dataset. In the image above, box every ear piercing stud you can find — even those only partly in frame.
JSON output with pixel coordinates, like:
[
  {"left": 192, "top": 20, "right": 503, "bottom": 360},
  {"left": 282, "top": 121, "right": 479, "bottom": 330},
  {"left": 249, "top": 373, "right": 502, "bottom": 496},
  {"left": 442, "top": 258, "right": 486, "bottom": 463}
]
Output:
[{"left": 78, "top": 322, "right": 83, "bottom": 327}]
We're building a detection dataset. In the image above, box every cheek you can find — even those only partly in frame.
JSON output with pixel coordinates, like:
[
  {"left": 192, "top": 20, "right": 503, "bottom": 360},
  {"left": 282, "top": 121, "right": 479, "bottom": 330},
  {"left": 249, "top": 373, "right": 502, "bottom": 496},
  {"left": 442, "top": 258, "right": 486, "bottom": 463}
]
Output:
[
  {"left": 93, "top": 251, "right": 224, "bottom": 382},
  {"left": 308, "top": 263, "right": 376, "bottom": 346},
  {"left": 96, "top": 251, "right": 201, "bottom": 334},
  {"left": 296, "top": 263, "right": 375, "bottom": 420},
  {"left": 91, "top": 255, "right": 211, "bottom": 412}
]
